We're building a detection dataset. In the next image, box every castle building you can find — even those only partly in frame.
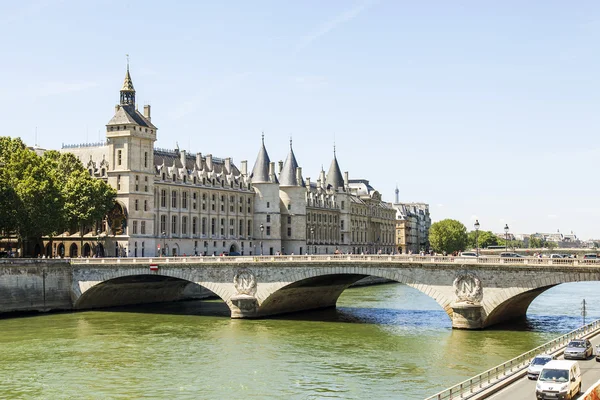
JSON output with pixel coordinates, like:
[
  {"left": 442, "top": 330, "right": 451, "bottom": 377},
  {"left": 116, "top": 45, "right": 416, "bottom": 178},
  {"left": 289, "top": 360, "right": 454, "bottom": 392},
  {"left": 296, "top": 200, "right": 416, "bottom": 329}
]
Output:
[{"left": 52, "top": 65, "right": 396, "bottom": 257}]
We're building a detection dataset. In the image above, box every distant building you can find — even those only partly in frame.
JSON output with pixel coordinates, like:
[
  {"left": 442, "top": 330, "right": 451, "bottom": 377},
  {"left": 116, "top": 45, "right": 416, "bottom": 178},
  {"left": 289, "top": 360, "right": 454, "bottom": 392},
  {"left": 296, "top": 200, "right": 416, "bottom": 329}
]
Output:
[{"left": 393, "top": 195, "right": 430, "bottom": 254}]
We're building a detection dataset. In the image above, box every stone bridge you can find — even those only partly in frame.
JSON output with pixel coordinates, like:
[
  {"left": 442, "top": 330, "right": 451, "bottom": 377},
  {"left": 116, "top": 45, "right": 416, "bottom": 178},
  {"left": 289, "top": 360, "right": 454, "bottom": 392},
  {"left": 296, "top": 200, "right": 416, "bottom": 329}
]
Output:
[{"left": 66, "top": 255, "right": 600, "bottom": 329}]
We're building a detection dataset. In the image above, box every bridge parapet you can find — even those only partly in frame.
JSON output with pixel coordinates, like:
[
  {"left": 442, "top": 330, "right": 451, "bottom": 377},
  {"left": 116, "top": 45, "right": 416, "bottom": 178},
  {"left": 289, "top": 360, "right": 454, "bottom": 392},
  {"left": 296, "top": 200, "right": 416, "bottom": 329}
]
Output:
[{"left": 69, "top": 254, "right": 600, "bottom": 268}]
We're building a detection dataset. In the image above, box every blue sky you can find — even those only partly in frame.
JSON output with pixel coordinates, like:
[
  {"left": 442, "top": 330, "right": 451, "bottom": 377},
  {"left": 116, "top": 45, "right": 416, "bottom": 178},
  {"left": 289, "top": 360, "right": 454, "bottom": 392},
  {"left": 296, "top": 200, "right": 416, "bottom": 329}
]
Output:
[{"left": 2, "top": 0, "right": 600, "bottom": 239}]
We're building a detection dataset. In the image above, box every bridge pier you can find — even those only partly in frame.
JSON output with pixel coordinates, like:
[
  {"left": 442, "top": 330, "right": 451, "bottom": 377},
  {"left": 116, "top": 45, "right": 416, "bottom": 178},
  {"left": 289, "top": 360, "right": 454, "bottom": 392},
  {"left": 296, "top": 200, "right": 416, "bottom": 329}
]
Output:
[
  {"left": 230, "top": 294, "right": 259, "bottom": 318},
  {"left": 451, "top": 303, "right": 484, "bottom": 329}
]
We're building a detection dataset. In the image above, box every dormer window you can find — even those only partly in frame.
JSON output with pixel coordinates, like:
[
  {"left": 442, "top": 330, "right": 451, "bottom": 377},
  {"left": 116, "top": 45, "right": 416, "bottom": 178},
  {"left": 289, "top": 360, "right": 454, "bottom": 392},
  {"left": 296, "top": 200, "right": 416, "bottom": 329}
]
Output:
[
  {"left": 162, "top": 173, "right": 166, "bottom": 180},
  {"left": 172, "top": 175, "right": 176, "bottom": 182},
  {"left": 183, "top": 176, "right": 187, "bottom": 183}
]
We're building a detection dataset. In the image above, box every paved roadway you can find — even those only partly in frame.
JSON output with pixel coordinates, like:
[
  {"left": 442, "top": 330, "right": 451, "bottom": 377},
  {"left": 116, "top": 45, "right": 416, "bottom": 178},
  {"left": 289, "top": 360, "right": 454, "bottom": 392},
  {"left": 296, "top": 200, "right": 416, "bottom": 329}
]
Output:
[{"left": 489, "top": 334, "right": 600, "bottom": 400}]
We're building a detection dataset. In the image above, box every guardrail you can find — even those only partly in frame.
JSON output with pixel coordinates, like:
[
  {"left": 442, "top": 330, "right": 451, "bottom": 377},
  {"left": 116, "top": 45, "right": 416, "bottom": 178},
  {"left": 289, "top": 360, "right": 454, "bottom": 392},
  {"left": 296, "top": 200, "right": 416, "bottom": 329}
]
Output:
[
  {"left": 67, "top": 254, "right": 600, "bottom": 266},
  {"left": 425, "top": 319, "right": 600, "bottom": 400}
]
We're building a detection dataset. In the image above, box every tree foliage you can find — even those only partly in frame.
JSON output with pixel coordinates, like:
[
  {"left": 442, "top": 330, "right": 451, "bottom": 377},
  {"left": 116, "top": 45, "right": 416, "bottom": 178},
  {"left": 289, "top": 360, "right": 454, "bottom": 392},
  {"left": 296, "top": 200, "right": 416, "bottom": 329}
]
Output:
[
  {"left": 0, "top": 137, "right": 116, "bottom": 255},
  {"left": 467, "top": 230, "right": 498, "bottom": 249},
  {"left": 429, "top": 219, "right": 468, "bottom": 254}
]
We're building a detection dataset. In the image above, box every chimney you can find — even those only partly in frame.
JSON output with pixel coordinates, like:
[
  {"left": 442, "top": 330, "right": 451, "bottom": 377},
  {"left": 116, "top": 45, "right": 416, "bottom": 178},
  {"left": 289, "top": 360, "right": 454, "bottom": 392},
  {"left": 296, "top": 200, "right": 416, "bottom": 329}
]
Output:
[
  {"left": 144, "top": 105, "right": 151, "bottom": 121},
  {"left": 278, "top": 161, "right": 284, "bottom": 174},
  {"left": 196, "top": 152, "right": 203, "bottom": 169},
  {"left": 206, "top": 154, "right": 213, "bottom": 170},
  {"left": 269, "top": 162, "right": 275, "bottom": 182},
  {"left": 344, "top": 171, "right": 349, "bottom": 187},
  {"left": 319, "top": 169, "right": 326, "bottom": 184},
  {"left": 180, "top": 149, "right": 186, "bottom": 167},
  {"left": 241, "top": 160, "right": 248, "bottom": 176},
  {"left": 225, "top": 157, "right": 232, "bottom": 174},
  {"left": 306, "top": 177, "right": 311, "bottom": 188},
  {"left": 296, "top": 167, "right": 302, "bottom": 186}
]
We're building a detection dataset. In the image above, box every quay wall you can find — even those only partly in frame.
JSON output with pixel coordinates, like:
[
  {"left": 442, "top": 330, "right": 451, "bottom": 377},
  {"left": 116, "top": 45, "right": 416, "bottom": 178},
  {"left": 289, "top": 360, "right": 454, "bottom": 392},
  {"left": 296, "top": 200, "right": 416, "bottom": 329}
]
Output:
[{"left": 0, "top": 260, "right": 73, "bottom": 313}]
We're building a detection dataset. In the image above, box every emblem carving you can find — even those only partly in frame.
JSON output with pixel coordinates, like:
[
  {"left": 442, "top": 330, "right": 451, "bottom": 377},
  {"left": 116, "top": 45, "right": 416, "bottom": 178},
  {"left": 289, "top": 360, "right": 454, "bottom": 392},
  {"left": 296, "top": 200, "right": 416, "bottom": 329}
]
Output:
[
  {"left": 453, "top": 272, "right": 483, "bottom": 304},
  {"left": 233, "top": 268, "right": 257, "bottom": 296}
]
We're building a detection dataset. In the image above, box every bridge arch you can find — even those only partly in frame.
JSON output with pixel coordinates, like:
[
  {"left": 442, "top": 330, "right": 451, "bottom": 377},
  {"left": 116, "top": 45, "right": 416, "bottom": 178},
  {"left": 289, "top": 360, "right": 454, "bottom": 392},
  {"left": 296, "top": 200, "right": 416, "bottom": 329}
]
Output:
[
  {"left": 255, "top": 266, "right": 454, "bottom": 320},
  {"left": 73, "top": 272, "right": 220, "bottom": 310}
]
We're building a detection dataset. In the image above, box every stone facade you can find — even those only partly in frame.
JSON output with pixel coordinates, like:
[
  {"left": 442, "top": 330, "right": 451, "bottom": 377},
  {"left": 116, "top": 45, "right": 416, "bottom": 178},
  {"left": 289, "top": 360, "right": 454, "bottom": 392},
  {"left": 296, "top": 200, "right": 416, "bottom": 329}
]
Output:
[
  {"left": 54, "top": 65, "right": 396, "bottom": 257},
  {"left": 393, "top": 202, "right": 431, "bottom": 254}
]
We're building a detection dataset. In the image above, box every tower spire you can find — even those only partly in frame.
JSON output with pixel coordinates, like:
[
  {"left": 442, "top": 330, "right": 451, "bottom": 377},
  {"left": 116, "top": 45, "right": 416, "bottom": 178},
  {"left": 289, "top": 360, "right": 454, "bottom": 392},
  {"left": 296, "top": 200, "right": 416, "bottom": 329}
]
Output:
[{"left": 120, "top": 55, "right": 135, "bottom": 107}]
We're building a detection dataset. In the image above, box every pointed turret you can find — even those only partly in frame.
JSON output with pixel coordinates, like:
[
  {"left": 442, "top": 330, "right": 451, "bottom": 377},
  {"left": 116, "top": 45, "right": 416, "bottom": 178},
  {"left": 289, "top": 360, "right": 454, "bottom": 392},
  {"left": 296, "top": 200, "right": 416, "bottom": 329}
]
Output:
[
  {"left": 250, "top": 134, "right": 278, "bottom": 183},
  {"left": 326, "top": 146, "right": 344, "bottom": 190},
  {"left": 279, "top": 139, "right": 304, "bottom": 187},
  {"left": 120, "top": 58, "right": 135, "bottom": 107}
]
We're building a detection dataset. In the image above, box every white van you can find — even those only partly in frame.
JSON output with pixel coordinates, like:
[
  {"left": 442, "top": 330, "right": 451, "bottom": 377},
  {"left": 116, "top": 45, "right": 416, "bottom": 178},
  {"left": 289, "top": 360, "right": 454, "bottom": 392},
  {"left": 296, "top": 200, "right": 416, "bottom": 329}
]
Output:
[{"left": 536, "top": 360, "right": 581, "bottom": 400}]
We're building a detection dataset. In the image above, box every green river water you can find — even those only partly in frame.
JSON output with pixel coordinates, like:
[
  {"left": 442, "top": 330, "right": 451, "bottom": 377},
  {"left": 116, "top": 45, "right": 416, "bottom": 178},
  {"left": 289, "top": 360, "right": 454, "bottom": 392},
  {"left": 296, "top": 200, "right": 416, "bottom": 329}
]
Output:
[{"left": 1, "top": 282, "right": 599, "bottom": 400}]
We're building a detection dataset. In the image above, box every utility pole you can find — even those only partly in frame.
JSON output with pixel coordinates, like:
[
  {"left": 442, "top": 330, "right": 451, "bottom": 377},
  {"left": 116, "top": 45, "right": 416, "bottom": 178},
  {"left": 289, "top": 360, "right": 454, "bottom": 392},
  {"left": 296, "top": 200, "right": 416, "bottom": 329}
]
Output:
[{"left": 581, "top": 299, "right": 587, "bottom": 326}]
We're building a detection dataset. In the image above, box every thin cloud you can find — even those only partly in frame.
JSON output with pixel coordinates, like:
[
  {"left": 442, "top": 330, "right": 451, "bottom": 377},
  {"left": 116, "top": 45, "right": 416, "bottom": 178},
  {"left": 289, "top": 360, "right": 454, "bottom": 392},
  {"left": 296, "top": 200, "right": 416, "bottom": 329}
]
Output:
[{"left": 296, "top": 0, "right": 376, "bottom": 51}]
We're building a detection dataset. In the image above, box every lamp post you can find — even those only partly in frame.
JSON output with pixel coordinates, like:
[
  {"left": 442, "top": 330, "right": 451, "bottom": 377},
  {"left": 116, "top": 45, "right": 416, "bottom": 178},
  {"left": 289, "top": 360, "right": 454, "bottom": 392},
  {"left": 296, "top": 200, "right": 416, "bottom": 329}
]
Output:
[
  {"left": 310, "top": 227, "right": 314, "bottom": 255},
  {"left": 504, "top": 224, "right": 509, "bottom": 252},
  {"left": 96, "top": 229, "right": 101, "bottom": 257},
  {"left": 162, "top": 231, "right": 166, "bottom": 257},
  {"left": 474, "top": 220, "right": 480, "bottom": 257},
  {"left": 260, "top": 223, "right": 264, "bottom": 256}
]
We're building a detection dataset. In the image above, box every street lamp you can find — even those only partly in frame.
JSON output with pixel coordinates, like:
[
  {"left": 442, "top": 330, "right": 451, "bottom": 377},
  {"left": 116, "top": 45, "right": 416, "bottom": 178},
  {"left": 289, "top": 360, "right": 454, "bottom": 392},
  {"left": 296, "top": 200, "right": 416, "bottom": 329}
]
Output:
[
  {"left": 162, "top": 231, "right": 166, "bottom": 257},
  {"left": 504, "top": 224, "right": 509, "bottom": 252},
  {"left": 474, "top": 220, "right": 480, "bottom": 257},
  {"left": 310, "top": 227, "right": 314, "bottom": 255},
  {"left": 260, "top": 224, "right": 264, "bottom": 256},
  {"left": 96, "top": 229, "right": 101, "bottom": 257}
]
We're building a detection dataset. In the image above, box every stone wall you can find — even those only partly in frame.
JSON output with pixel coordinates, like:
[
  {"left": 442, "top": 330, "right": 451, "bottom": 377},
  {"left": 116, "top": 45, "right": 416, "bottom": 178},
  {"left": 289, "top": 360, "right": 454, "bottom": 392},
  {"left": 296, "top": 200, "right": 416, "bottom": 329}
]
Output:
[{"left": 0, "top": 260, "right": 72, "bottom": 313}]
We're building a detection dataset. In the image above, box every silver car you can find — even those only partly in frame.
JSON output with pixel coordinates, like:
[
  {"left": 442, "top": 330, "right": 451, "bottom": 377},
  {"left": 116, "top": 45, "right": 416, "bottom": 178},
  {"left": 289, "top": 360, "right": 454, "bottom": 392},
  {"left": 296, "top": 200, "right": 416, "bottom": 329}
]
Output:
[
  {"left": 564, "top": 339, "right": 593, "bottom": 360},
  {"left": 527, "top": 354, "right": 554, "bottom": 380}
]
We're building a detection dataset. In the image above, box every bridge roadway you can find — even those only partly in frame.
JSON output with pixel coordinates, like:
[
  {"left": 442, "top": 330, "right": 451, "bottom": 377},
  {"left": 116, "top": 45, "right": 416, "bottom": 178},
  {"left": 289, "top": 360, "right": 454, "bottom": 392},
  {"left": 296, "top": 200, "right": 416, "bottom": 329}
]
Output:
[
  {"left": 66, "top": 254, "right": 600, "bottom": 329},
  {"left": 488, "top": 334, "right": 600, "bottom": 400}
]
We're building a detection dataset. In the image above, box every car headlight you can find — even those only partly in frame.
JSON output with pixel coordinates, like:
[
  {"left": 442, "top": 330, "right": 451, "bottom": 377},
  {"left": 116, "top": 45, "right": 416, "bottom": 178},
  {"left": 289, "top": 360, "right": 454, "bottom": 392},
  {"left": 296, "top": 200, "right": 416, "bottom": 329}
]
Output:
[{"left": 536, "top": 383, "right": 542, "bottom": 390}]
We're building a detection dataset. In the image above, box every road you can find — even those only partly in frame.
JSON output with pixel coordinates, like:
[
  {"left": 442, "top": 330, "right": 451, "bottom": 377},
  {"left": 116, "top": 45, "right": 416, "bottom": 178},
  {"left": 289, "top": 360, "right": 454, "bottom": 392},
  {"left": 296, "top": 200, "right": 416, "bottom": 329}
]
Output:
[{"left": 489, "top": 335, "right": 600, "bottom": 399}]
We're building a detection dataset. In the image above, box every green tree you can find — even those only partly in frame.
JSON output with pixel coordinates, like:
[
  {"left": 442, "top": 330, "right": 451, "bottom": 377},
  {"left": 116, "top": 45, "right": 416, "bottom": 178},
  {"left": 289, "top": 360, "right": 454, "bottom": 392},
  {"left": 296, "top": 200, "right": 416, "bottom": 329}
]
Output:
[
  {"left": 4, "top": 146, "right": 64, "bottom": 254},
  {"left": 467, "top": 230, "right": 498, "bottom": 249},
  {"left": 0, "top": 137, "right": 116, "bottom": 256},
  {"left": 63, "top": 169, "right": 116, "bottom": 250},
  {"left": 429, "top": 219, "right": 468, "bottom": 254},
  {"left": 529, "top": 236, "right": 543, "bottom": 248}
]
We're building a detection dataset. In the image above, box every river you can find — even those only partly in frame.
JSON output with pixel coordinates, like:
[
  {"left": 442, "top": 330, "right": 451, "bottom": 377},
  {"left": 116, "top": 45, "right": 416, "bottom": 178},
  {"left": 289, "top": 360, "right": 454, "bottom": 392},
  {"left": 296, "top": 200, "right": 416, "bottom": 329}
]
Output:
[{"left": 1, "top": 281, "right": 599, "bottom": 399}]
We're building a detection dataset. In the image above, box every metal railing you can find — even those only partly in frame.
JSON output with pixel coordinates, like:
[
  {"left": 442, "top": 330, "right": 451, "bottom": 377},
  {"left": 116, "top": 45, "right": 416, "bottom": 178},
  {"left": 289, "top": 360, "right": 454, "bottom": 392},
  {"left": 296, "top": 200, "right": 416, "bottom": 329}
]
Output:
[
  {"left": 68, "top": 254, "right": 600, "bottom": 266},
  {"left": 425, "top": 319, "right": 600, "bottom": 400}
]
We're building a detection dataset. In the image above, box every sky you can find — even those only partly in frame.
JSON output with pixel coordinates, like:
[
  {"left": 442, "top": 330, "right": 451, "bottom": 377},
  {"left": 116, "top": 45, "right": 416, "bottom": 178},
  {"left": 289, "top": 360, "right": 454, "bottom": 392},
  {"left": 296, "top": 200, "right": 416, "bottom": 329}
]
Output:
[{"left": 1, "top": 0, "right": 600, "bottom": 239}]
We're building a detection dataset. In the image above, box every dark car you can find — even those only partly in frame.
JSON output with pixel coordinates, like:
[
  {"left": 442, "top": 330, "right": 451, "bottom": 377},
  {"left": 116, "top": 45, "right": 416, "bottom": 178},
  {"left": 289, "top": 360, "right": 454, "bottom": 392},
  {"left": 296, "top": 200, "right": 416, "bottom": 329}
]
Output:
[
  {"left": 583, "top": 254, "right": 598, "bottom": 260},
  {"left": 228, "top": 251, "right": 241, "bottom": 256},
  {"left": 499, "top": 252, "right": 524, "bottom": 258},
  {"left": 564, "top": 339, "right": 593, "bottom": 360},
  {"left": 0, "top": 251, "right": 9, "bottom": 258}
]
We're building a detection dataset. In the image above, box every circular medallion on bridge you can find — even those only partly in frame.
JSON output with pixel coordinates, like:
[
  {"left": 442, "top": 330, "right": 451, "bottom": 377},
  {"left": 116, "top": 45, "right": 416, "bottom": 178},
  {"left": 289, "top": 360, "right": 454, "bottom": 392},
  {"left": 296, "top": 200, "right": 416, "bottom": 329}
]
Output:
[
  {"left": 233, "top": 268, "right": 257, "bottom": 296},
  {"left": 453, "top": 272, "right": 483, "bottom": 304}
]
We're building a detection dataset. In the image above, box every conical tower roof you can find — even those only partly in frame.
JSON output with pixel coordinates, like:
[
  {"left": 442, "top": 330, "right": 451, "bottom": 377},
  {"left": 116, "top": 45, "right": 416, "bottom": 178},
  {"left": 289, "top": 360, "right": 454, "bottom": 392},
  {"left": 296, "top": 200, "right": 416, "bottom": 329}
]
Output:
[
  {"left": 121, "top": 67, "right": 135, "bottom": 92},
  {"left": 326, "top": 148, "right": 344, "bottom": 190},
  {"left": 279, "top": 140, "right": 304, "bottom": 187},
  {"left": 250, "top": 135, "right": 276, "bottom": 183}
]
